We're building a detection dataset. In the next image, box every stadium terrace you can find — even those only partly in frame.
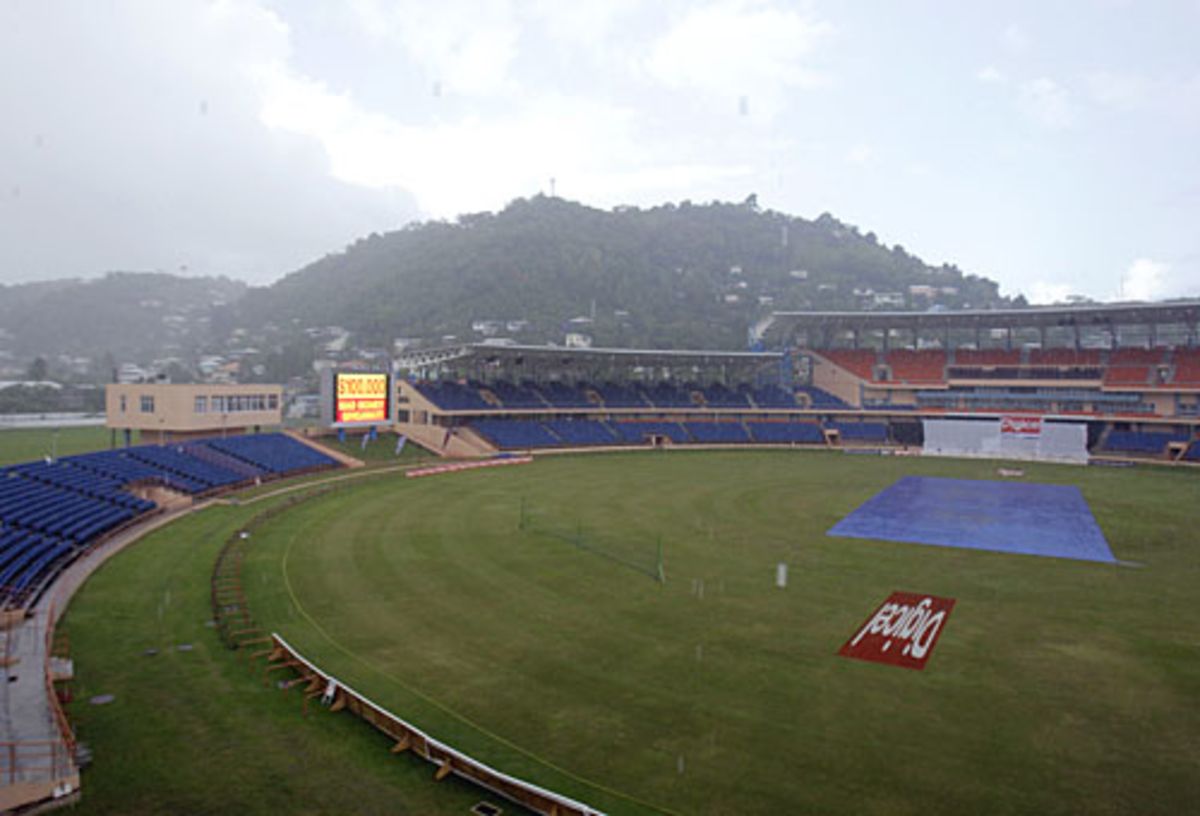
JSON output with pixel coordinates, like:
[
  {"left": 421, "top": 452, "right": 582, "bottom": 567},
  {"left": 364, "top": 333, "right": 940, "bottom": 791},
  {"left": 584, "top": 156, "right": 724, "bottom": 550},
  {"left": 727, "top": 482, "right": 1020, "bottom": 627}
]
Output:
[{"left": 394, "top": 302, "right": 1200, "bottom": 464}]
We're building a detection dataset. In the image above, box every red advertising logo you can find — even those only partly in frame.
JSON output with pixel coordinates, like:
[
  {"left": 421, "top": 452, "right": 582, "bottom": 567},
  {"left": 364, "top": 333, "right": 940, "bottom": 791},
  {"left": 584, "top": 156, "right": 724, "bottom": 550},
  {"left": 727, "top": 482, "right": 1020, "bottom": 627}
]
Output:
[
  {"left": 838, "top": 591, "right": 956, "bottom": 670},
  {"left": 1000, "top": 414, "right": 1042, "bottom": 436}
]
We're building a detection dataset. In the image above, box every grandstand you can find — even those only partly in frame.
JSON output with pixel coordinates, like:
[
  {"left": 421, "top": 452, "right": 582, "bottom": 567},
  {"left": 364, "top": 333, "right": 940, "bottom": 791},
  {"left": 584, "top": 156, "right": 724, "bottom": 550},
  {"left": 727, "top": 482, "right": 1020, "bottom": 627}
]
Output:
[
  {"left": 395, "top": 301, "right": 1200, "bottom": 463},
  {"left": 0, "top": 433, "right": 338, "bottom": 613}
]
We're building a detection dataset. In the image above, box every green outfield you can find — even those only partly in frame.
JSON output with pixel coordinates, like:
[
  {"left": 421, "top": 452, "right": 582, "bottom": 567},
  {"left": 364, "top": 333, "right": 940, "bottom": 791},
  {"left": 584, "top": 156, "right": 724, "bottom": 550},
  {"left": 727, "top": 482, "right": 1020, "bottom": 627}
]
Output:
[
  {"left": 220, "top": 450, "right": 1200, "bottom": 816},
  {"left": 0, "top": 424, "right": 112, "bottom": 466}
]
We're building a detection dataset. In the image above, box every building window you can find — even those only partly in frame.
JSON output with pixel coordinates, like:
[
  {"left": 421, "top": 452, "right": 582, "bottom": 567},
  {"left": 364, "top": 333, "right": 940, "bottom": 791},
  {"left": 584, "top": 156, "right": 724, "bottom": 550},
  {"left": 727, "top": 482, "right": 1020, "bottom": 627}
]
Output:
[
  {"left": 119, "top": 395, "right": 127, "bottom": 413},
  {"left": 140, "top": 395, "right": 155, "bottom": 413},
  {"left": 268, "top": 394, "right": 278, "bottom": 410},
  {"left": 194, "top": 395, "right": 207, "bottom": 414}
]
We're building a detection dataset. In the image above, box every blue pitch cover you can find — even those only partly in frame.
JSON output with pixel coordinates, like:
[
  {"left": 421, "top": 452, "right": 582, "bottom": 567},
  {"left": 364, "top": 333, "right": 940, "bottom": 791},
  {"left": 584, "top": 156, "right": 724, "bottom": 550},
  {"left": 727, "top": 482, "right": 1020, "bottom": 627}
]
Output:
[{"left": 827, "top": 476, "right": 1116, "bottom": 563}]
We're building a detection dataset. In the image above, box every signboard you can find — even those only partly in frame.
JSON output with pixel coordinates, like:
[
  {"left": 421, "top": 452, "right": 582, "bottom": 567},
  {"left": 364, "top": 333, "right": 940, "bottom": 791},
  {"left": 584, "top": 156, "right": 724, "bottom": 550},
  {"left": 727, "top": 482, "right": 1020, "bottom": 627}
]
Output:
[
  {"left": 1000, "top": 415, "right": 1042, "bottom": 437},
  {"left": 837, "top": 591, "right": 956, "bottom": 670},
  {"left": 334, "top": 372, "right": 390, "bottom": 425}
]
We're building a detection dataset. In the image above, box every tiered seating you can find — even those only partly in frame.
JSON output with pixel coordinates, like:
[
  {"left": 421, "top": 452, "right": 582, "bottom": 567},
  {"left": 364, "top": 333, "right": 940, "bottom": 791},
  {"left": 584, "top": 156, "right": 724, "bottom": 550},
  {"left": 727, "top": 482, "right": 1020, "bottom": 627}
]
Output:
[
  {"left": 470, "top": 419, "right": 559, "bottom": 449},
  {"left": 201, "top": 434, "right": 338, "bottom": 474},
  {"left": 1171, "top": 349, "right": 1200, "bottom": 385},
  {"left": 182, "top": 442, "right": 267, "bottom": 479},
  {"left": 535, "top": 381, "right": 593, "bottom": 408},
  {"left": 127, "top": 446, "right": 245, "bottom": 490},
  {"left": 683, "top": 421, "right": 750, "bottom": 444},
  {"left": 11, "top": 461, "right": 149, "bottom": 511},
  {"left": 0, "top": 474, "right": 135, "bottom": 542},
  {"left": 592, "top": 382, "right": 650, "bottom": 408},
  {"left": 746, "top": 421, "right": 825, "bottom": 444},
  {"left": 886, "top": 350, "right": 946, "bottom": 384},
  {"left": 1182, "top": 441, "right": 1200, "bottom": 461},
  {"left": 1103, "top": 430, "right": 1189, "bottom": 455},
  {"left": 642, "top": 383, "right": 694, "bottom": 408},
  {"left": 955, "top": 349, "right": 1020, "bottom": 366},
  {"left": 796, "top": 386, "right": 851, "bottom": 409},
  {"left": 541, "top": 419, "right": 619, "bottom": 446},
  {"left": 830, "top": 421, "right": 889, "bottom": 442},
  {"left": 69, "top": 449, "right": 204, "bottom": 494},
  {"left": 1104, "top": 348, "right": 1164, "bottom": 387},
  {"left": 612, "top": 421, "right": 691, "bottom": 444},
  {"left": 488, "top": 381, "right": 548, "bottom": 409},
  {"left": 701, "top": 384, "right": 752, "bottom": 408},
  {"left": 751, "top": 385, "right": 798, "bottom": 408},
  {"left": 415, "top": 380, "right": 491, "bottom": 410},
  {"left": 822, "top": 350, "right": 877, "bottom": 380},
  {"left": 1028, "top": 349, "right": 1103, "bottom": 366},
  {"left": 0, "top": 532, "right": 74, "bottom": 601}
]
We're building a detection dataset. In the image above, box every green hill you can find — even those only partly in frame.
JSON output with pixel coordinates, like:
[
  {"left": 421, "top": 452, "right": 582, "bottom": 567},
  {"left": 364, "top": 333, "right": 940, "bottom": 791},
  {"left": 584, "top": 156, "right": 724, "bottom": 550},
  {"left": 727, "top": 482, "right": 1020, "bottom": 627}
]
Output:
[{"left": 241, "top": 196, "right": 1014, "bottom": 350}]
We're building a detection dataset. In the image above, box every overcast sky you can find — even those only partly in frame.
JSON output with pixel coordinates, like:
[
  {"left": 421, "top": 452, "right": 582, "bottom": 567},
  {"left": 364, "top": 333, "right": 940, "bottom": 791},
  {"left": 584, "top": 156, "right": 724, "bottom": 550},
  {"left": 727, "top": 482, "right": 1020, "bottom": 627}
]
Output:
[{"left": 2, "top": 1, "right": 1198, "bottom": 304}]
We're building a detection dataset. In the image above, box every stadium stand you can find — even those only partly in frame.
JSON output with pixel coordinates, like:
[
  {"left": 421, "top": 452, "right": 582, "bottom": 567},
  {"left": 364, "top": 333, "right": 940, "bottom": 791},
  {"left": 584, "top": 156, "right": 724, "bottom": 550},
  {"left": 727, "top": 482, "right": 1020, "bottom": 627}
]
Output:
[
  {"left": 746, "top": 421, "right": 825, "bottom": 444},
  {"left": 797, "top": 385, "right": 851, "bottom": 409},
  {"left": 416, "top": 380, "right": 492, "bottom": 411},
  {"left": 200, "top": 434, "right": 338, "bottom": 474},
  {"left": 1103, "top": 430, "right": 1191, "bottom": 455},
  {"left": 541, "top": 419, "right": 619, "bottom": 446},
  {"left": 487, "top": 381, "right": 548, "bottom": 409},
  {"left": 642, "top": 383, "right": 695, "bottom": 408},
  {"left": 830, "top": 421, "right": 889, "bottom": 442},
  {"left": 954, "top": 349, "right": 1020, "bottom": 366},
  {"left": 471, "top": 419, "right": 560, "bottom": 448},
  {"left": 592, "top": 382, "right": 650, "bottom": 408},
  {"left": 1171, "top": 348, "right": 1200, "bottom": 385},
  {"left": 886, "top": 350, "right": 946, "bottom": 384},
  {"left": 1028, "top": 349, "right": 1103, "bottom": 366},
  {"left": 822, "top": 350, "right": 877, "bottom": 380},
  {"left": 0, "top": 433, "right": 341, "bottom": 610},
  {"left": 534, "top": 381, "right": 593, "bottom": 408},
  {"left": 751, "top": 384, "right": 798, "bottom": 408},
  {"left": 612, "top": 420, "right": 691, "bottom": 444},
  {"left": 683, "top": 421, "right": 751, "bottom": 444},
  {"left": 701, "top": 384, "right": 752, "bottom": 408}
]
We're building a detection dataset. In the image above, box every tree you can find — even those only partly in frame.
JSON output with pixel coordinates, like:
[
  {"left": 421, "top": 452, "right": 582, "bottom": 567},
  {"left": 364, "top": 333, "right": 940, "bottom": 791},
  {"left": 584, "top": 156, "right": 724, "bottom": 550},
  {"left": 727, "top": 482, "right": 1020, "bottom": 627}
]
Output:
[{"left": 26, "top": 356, "right": 48, "bottom": 381}]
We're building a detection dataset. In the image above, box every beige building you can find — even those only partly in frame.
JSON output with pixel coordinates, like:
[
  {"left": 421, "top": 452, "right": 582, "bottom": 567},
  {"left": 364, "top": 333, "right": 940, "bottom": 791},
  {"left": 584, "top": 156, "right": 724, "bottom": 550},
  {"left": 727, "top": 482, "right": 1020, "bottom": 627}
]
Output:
[{"left": 106, "top": 383, "right": 283, "bottom": 443}]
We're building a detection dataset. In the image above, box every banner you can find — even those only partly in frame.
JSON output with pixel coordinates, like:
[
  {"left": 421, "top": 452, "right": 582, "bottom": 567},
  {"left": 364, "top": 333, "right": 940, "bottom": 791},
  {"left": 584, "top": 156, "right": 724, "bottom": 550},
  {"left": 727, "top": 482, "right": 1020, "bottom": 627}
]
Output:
[{"left": 838, "top": 591, "right": 956, "bottom": 670}]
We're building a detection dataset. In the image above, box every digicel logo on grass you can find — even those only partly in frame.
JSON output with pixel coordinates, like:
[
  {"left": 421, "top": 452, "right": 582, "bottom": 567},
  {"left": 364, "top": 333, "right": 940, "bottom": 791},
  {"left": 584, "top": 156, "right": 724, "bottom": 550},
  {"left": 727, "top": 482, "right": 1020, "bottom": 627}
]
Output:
[{"left": 838, "top": 591, "right": 956, "bottom": 670}]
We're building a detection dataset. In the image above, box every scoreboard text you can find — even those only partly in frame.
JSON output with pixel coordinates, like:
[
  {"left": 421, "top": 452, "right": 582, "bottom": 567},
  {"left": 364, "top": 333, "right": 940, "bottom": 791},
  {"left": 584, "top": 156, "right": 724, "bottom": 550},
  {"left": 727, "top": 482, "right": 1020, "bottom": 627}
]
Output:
[{"left": 334, "top": 373, "right": 390, "bottom": 424}]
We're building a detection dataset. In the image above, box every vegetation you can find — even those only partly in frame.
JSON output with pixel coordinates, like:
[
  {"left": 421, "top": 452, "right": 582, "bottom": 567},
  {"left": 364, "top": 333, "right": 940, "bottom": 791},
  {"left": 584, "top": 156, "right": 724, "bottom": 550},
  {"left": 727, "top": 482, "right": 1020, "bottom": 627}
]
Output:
[
  {"left": 242, "top": 197, "right": 1014, "bottom": 350},
  {"left": 62, "top": 497, "right": 496, "bottom": 815},
  {"left": 0, "top": 271, "right": 245, "bottom": 361},
  {"left": 219, "top": 450, "right": 1198, "bottom": 815},
  {"left": 0, "top": 425, "right": 112, "bottom": 465}
]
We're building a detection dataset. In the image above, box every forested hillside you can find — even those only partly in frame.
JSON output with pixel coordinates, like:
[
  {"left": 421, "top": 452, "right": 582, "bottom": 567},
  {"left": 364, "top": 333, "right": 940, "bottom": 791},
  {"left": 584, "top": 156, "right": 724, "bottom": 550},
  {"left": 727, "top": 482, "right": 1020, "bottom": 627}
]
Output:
[{"left": 240, "top": 196, "right": 1013, "bottom": 350}]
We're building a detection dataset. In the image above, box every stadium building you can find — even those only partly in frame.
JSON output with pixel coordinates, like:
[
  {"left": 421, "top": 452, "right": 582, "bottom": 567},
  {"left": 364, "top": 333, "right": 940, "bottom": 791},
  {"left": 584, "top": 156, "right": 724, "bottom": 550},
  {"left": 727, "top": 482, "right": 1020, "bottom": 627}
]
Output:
[{"left": 394, "top": 301, "right": 1200, "bottom": 463}]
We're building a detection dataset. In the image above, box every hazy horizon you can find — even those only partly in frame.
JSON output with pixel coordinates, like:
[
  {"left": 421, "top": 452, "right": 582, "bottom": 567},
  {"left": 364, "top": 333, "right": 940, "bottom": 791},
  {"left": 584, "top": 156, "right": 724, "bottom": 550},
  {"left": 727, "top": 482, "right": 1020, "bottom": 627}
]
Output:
[{"left": 3, "top": 1, "right": 1198, "bottom": 304}]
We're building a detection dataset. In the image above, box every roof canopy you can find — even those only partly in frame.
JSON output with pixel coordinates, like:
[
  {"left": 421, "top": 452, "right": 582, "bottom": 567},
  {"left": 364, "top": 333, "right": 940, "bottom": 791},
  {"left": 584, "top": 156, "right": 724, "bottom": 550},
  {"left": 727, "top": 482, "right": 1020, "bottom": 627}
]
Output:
[{"left": 762, "top": 301, "right": 1200, "bottom": 347}]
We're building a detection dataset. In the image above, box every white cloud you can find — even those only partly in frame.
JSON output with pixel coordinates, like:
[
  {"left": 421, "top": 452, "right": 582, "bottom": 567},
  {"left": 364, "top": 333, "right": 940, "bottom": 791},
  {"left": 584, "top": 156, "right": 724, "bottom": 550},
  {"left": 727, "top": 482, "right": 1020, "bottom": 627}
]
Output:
[
  {"left": 1028, "top": 281, "right": 1073, "bottom": 305},
  {"left": 344, "top": 0, "right": 521, "bottom": 96},
  {"left": 845, "top": 143, "right": 875, "bottom": 165},
  {"left": 1001, "top": 23, "right": 1031, "bottom": 54},
  {"left": 0, "top": 0, "right": 417, "bottom": 283},
  {"left": 1086, "top": 70, "right": 1200, "bottom": 122},
  {"left": 976, "top": 66, "right": 1006, "bottom": 84},
  {"left": 644, "top": 0, "right": 832, "bottom": 118},
  {"left": 257, "top": 68, "right": 750, "bottom": 216},
  {"left": 1017, "top": 77, "right": 1075, "bottom": 129}
]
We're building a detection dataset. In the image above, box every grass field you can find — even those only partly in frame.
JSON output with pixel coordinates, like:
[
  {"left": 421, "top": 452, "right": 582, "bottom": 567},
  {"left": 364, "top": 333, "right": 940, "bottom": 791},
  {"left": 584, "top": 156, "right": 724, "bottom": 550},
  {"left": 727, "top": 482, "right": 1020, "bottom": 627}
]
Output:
[
  {"left": 0, "top": 425, "right": 112, "bottom": 466},
  {"left": 61, "top": 494, "right": 492, "bottom": 815},
  {"left": 229, "top": 450, "right": 1200, "bottom": 816}
]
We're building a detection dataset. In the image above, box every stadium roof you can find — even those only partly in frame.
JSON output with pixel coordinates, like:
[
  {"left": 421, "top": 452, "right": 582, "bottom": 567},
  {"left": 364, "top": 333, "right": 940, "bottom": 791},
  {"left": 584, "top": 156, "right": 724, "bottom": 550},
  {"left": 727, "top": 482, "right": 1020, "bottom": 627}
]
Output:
[
  {"left": 759, "top": 300, "right": 1200, "bottom": 346},
  {"left": 395, "top": 342, "right": 780, "bottom": 373}
]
